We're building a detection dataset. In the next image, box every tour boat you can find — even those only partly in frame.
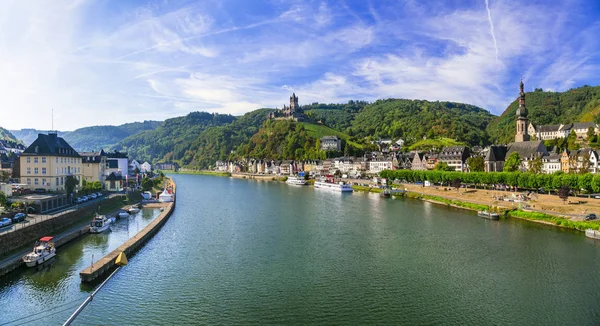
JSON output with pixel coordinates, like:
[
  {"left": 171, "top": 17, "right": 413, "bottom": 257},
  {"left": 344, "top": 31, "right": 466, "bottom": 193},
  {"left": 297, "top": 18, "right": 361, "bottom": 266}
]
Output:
[
  {"left": 22, "top": 237, "right": 56, "bottom": 267},
  {"left": 89, "top": 214, "right": 115, "bottom": 233},
  {"left": 128, "top": 206, "right": 140, "bottom": 214},
  {"left": 286, "top": 176, "right": 307, "bottom": 186},
  {"left": 118, "top": 210, "right": 130, "bottom": 218},
  {"left": 477, "top": 210, "right": 500, "bottom": 220},
  {"left": 314, "top": 176, "right": 353, "bottom": 192},
  {"left": 585, "top": 229, "right": 600, "bottom": 240}
]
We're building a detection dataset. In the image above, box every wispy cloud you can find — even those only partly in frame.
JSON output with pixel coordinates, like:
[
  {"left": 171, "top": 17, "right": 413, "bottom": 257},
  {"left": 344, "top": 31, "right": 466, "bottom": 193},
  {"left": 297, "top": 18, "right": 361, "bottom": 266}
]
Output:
[{"left": 0, "top": 0, "right": 599, "bottom": 130}]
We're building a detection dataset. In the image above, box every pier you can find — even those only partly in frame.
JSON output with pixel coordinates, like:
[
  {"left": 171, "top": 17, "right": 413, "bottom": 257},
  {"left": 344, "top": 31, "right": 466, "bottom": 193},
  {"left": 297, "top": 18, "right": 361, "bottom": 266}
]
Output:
[{"left": 79, "top": 200, "right": 175, "bottom": 282}]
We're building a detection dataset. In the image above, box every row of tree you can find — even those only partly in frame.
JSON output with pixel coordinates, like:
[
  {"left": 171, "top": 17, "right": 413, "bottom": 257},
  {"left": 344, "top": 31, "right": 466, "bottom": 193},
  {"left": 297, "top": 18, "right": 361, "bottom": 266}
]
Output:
[{"left": 379, "top": 169, "right": 600, "bottom": 194}]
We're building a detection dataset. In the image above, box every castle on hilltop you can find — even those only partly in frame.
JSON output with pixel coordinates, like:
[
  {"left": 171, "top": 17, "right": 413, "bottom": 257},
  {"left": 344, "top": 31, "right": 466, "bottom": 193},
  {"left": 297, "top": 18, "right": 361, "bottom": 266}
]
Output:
[{"left": 267, "top": 93, "right": 305, "bottom": 121}]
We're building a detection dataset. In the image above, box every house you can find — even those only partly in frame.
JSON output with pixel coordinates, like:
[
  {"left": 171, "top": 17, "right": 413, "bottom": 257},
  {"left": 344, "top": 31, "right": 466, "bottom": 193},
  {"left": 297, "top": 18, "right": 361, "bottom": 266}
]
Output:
[
  {"left": 438, "top": 146, "right": 470, "bottom": 172},
  {"left": 104, "top": 172, "right": 124, "bottom": 191},
  {"left": 19, "top": 132, "right": 83, "bottom": 191},
  {"left": 368, "top": 159, "right": 393, "bottom": 174},
  {"left": 129, "top": 159, "right": 141, "bottom": 173},
  {"left": 425, "top": 155, "right": 438, "bottom": 170},
  {"left": 505, "top": 140, "right": 548, "bottom": 171},
  {"left": 483, "top": 145, "right": 507, "bottom": 172},
  {"left": 541, "top": 149, "right": 561, "bottom": 174},
  {"left": 568, "top": 122, "right": 598, "bottom": 139},
  {"left": 140, "top": 162, "right": 152, "bottom": 173},
  {"left": 320, "top": 136, "right": 341, "bottom": 151},
  {"left": 280, "top": 160, "right": 292, "bottom": 175},
  {"left": 215, "top": 161, "right": 228, "bottom": 172},
  {"left": 411, "top": 153, "right": 427, "bottom": 170},
  {"left": 80, "top": 150, "right": 107, "bottom": 184},
  {"left": 106, "top": 151, "right": 129, "bottom": 179}
]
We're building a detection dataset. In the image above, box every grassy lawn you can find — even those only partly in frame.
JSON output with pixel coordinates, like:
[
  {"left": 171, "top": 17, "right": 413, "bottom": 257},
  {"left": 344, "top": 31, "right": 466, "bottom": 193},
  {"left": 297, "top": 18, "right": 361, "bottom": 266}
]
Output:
[
  {"left": 301, "top": 122, "right": 364, "bottom": 149},
  {"left": 508, "top": 210, "right": 600, "bottom": 231}
]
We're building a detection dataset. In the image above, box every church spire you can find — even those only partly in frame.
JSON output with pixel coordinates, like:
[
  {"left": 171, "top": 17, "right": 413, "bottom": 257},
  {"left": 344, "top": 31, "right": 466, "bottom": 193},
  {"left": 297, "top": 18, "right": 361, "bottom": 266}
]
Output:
[{"left": 515, "top": 78, "right": 530, "bottom": 142}]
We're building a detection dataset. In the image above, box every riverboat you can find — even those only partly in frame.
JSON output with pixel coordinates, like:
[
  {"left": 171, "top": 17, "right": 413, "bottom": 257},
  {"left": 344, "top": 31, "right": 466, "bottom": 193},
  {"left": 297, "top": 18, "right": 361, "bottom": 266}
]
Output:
[
  {"left": 118, "top": 210, "right": 130, "bottom": 218},
  {"left": 89, "top": 214, "right": 115, "bottom": 233},
  {"left": 128, "top": 206, "right": 140, "bottom": 214},
  {"left": 22, "top": 237, "right": 56, "bottom": 267},
  {"left": 314, "top": 176, "right": 353, "bottom": 192},
  {"left": 477, "top": 210, "right": 500, "bottom": 220},
  {"left": 286, "top": 176, "right": 307, "bottom": 186},
  {"left": 585, "top": 229, "right": 600, "bottom": 239}
]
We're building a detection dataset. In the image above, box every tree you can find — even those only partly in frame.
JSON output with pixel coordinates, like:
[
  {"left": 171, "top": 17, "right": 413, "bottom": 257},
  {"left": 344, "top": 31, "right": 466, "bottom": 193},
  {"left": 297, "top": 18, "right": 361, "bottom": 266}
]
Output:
[
  {"left": 434, "top": 162, "right": 454, "bottom": 171},
  {"left": 567, "top": 130, "right": 579, "bottom": 151},
  {"left": 141, "top": 177, "right": 154, "bottom": 192},
  {"left": 587, "top": 126, "right": 596, "bottom": 142},
  {"left": 0, "top": 170, "right": 9, "bottom": 182},
  {"left": 0, "top": 191, "right": 7, "bottom": 207},
  {"left": 466, "top": 156, "right": 484, "bottom": 172},
  {"left": 452, "top": 178, "right": 461, "bottom": 192},
  {"left": 65, "top": 176, "right": 79, "bottom": 200},
  {"left": 580, "top": 152, "right": 591, "bottom": 174},
  {"left": 504, "top": 153, "right": 521, "bottom": 172},
  {"left": 528, "top": 156, "right": 543, "bottom": 174},
  {"left": 558, "top": 185, "right": 570, "bottom": 203}
]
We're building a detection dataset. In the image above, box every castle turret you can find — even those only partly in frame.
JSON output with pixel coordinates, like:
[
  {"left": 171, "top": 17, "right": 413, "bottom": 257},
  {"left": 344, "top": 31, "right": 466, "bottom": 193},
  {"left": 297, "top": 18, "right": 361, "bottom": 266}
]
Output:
[
  {"left": 290, "top": 93, "right": 299, "bottom": 113},
  {"left": 515, "top": 79, "right": 530, "bottom": 142}
]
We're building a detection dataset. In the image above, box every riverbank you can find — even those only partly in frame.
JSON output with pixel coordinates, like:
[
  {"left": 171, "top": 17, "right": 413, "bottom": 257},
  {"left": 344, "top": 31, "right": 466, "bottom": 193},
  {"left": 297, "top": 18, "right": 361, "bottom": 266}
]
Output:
[{"left": 162, "top": 170, "right": 231, "bottom": 177}]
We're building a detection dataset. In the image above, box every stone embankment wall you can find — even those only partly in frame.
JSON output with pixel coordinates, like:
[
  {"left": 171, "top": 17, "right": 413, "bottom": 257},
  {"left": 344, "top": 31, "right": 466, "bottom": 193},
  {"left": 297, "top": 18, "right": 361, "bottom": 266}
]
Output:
[{"left": 230, "top": 173, "right": 285, "bottom": 181}]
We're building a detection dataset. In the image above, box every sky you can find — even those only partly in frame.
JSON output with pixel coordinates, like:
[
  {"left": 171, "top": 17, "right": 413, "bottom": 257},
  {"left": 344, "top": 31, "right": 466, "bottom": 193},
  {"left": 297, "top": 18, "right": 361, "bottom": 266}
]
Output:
[{"left": 1, "top": 0, "right": 600, "bottom": 130}]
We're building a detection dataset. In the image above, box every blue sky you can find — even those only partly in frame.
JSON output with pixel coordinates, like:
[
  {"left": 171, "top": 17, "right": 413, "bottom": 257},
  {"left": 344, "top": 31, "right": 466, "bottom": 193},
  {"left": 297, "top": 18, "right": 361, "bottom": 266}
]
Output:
[{"left": 1, "top": 0, "right": 600, "bottom": 130}]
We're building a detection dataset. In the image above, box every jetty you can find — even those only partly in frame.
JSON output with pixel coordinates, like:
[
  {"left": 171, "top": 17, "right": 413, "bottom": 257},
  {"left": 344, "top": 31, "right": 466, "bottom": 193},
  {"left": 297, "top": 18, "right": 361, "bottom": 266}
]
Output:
[{"left": 80, "top": 179, "right": 176, "bottom": 283}]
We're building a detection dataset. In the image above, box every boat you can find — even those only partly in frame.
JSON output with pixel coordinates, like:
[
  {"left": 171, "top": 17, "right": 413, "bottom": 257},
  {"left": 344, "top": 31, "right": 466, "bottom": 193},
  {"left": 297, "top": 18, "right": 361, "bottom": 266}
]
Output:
[
  {"left": 22, "top": 237, "right": 56, "bottom": 267},
  {"left": 477, "top": 210, "right": 500, "bottom": 220},
  {"left": 128, "top": 206, "right": 140, "bottom": 214},
  {"left": 286, "top": 175, "right": 307, "bottom": 186},
  {"left": 585, "top": 229, "right": 600, "bottom": 239},
  {"left": 380, "top": 186, "right": 391, "bottom": 198},
  {"left": 89, "top": 214, "right": 115, "bottom": 233},
  {"left": 118, "top": 210, "right": 130, "bottom": 218},
  {"left": 314, "top": 175, "right": 353, "bottom": 192},
  {"left": 159, "top": 207, "right": 165, "bottom": 212}
]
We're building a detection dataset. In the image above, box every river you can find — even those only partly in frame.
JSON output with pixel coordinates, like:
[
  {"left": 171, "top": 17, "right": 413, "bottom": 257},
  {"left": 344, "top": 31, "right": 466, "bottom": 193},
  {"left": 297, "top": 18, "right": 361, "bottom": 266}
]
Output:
[{"left": 1, "top": 174, "right": 600, "bottom": 325}]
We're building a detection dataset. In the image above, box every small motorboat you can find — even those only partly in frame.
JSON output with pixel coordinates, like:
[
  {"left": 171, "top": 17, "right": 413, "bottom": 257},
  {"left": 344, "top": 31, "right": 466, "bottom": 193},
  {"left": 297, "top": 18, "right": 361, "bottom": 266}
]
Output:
[
  {"left": 118, "top": 210, "right": 130, "bottom": 218},
  {"left": 89, "top": 214, "right": 115, "bottom": 233},
  {"left": 159, "top": 207, "right": 165, "bottom": 212},
  {"left": 22, "top": 237, "right": 56, "bottom": 267},
  {"left": 478, "top": 210, "right": 500, "bottom": 220},
  {"left": 128, "top": 206, "right": 140, "bottom": 214},
  {"left": 585, "top": 229, "right": 600, "bottom": 239}
]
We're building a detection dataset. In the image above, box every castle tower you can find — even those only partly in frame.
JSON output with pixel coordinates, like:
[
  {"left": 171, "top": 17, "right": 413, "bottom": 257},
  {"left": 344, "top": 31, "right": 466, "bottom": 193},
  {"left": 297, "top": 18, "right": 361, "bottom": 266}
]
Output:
[
  {"left": 290, "top": 93, "right": 299, "bottom": 114},
  {"left": 515, "top": 79, "right": 530, "bottom": 142}
]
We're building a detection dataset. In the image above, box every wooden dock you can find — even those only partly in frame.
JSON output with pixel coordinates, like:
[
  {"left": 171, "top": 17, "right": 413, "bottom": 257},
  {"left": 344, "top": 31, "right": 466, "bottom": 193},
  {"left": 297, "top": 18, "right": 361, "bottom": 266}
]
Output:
[{"left": 79, "top": 201, "right": 175, "bottom": 283}]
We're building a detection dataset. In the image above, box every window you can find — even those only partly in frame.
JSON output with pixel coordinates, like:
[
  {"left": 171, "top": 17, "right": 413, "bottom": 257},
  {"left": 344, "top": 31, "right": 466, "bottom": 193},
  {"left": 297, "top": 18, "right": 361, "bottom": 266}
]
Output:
[
  {"left": 34, "top": 157, "right": 38, "bottom": 163},
  {"left": 56, "top": 177, "right": 59, "bottom": 185},
  {"left": 27, "top": 178, "right": 31, "bottom": 185},
  {"left": 56, "top": 168, "right": 58, "bottom": 174},
  {"left": 61, "top": 158, "right": 64, "bottom": 163},
  {"left": 27, "top": 167, "right": 31, "bottom": 174},
  {"left": 42, "top": 178, "right": 46, "bottom": 185},
  {"left": 42, "top": 157, "right": 46, "bottom": 163},
  {"left": 26, "top": 157, "right": 30, "bottom": 163},
  {"left": 34, "top": 168, "right": 38, "bottom": 174},
  {"left": 56, "top": 157, "right": 58, "bottom": 163},
  {"left": 42, "top": 168, "right": 46, "bottom": 175},
  {"left": 34, "top": 178, "right": 38, "bottom": 185}
]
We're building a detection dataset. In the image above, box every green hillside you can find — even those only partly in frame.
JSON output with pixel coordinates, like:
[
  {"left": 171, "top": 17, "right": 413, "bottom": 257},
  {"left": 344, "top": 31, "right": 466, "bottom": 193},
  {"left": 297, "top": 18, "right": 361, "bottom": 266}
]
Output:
[
  {"left": 0, "top": 127, "right": 21, "bottom": 147},
  {"left": 349, "top": 99, "right": 494, "bottom": 147},
  {"left": 300, "top": 122, "right": 363, "bottom": 149},
  {"left": 114, "top": 112, "right": 236, "bottom": 163},
  {"left": 408, "top": 137, "right": 466, "bottom": 151},
  {"left": 487, "top": 85, "right": 600, "bottom": 144}
]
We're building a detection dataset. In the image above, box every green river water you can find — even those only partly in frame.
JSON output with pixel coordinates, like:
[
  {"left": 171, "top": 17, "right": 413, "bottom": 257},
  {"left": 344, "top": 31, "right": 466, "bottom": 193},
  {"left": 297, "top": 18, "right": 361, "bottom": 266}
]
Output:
[{"left": 1, "top": 174, "right": 600, "bottom": 325}]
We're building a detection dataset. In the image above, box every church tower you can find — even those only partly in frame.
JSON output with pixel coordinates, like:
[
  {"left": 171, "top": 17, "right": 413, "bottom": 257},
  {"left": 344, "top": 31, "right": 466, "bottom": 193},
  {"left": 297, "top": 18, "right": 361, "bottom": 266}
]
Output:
[
  {"left": 515, "top": 79, "right": 530, "bottom": 142},
  {"left": 290, "top": 93, "right": 299, "bottom": 114}
]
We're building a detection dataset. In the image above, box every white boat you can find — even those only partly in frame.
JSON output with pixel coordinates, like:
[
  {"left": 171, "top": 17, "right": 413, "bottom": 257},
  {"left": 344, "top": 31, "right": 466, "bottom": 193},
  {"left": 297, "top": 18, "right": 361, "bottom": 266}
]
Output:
[
  {"left": 478, "top": 211, "right": 500, "bottom": 220},
  {"left": 128, "top": 206, "right": 140, "bottom": 214},
  {"left": 314, "top": 180, "right": 353, "bottom": 192},
  {"left": 118, "top": 210, "right": 130, "bottom": 218},
  {"left": 585, "top": 229, "right": 600, "bottom": 239},
  {"left": 22, "top": 237, "right": 56, "bottom": 267},
  {"left": 286, "top": 176, "right": 307, "bottom": 186},
  {"left": 89, "top": 214, "right": 115, "bottom": 233}
]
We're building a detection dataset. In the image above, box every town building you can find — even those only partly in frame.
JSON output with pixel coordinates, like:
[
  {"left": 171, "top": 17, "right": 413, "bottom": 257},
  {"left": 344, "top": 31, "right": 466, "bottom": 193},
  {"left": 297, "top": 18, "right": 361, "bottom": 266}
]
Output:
[
  {"left": 411, "top": 153, "right": 427, "bottom": 170},
  {"left": 104, "top": 172, "right": 124, "bottom": 191},
  {"left": 483, "top": 145, "right": 507, "bottom": 172},
  {"left": 321, "top": 136, "right": 341, "bottom": 151},
  {"left": 105, "top": 151, "right": 129, "bottom": 178},
  {"left": 541, "top": 148, "right": 561, "bottom": 174},
  {"left": 19, "top": 132, "right": 82, "bottom": 191},
  {"left": 368, "top": 159, "right": 393, "bottom": 174},
  {"left": 515, "top": 79, "right": 530, "bottom": 142},
  {"left": 140, "top": 162, "right": 152, "bottom": 173},
  {"left": 267, "top": 93, "right": 305, "bottom": 121},
  {"left": 80, "top": 150, "right": 107, "bottom": 184},
  {"left": 437, "top": 146, "right": 470, "bottom": 172}
]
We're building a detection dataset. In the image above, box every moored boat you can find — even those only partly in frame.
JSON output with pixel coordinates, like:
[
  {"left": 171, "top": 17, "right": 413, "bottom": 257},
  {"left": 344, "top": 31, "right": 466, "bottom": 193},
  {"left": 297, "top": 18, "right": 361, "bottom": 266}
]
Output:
[
  {"left": 128, "top": 206, "right": 140, "bottom": 214},
  {"left": 478, "top": 210, "right": 500, "bottom": 220},
  {"left": 22, "top": 237, "right": 56, "bottom": 267},
  {"left": 585, "top": 229, "right": 600, "bottom": 239},
  {"left": 286, "top": 175, "right": 307, "bottom": 186},
  {"left": 314, "top": 176, "right": 353, "bottom": 192},
  {"left": 118, "top": 210, "right": 130, "bottom": 218},
  {"left": 89, "top": 214, "right": 115, "bottom": 233}
]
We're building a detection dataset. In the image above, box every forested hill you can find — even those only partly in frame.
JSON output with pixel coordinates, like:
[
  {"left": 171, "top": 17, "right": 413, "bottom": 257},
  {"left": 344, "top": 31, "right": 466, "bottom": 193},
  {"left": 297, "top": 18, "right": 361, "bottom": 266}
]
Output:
[
  {"left": 348, "top": 99, "right": 494, "bottom": 146},
  {"left": 487, "top": 85, "right": 600, "bottom": 144},
  {"left": 112, "top": 111, "right": 237, "bottom": 163},
  {"left": 10, "top": 121, "right": 161, "bottom": 151},
  {"left": 0, "top": 127, "right": 21, "bottom": 147}
]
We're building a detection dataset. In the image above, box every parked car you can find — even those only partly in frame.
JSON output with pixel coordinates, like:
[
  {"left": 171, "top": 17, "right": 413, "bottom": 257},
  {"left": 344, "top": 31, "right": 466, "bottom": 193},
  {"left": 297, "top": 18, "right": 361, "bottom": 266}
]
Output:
[
  {"left": 27, "top": 207, "right": 36, "bottom": 214},
  {"left": 33, "top": 188, "right": 46, "bottom": 194},
  {"left": 585, "top": 214, "right": 597, "bottom": 221},
  {"left": 0, "top": 217, "right": 12, "bottom": 228},
  {"left": 90, "top": 193, "right": 97, "bottom": 199},
  {"left": 12, "top": 213, "right": 26, "bottom": 223},
  {"left": 81, "top": 196, "right": 88, "bottom": 202},
  {"left": 97, "top": 192, "right": 103, "bottom": 197}
]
